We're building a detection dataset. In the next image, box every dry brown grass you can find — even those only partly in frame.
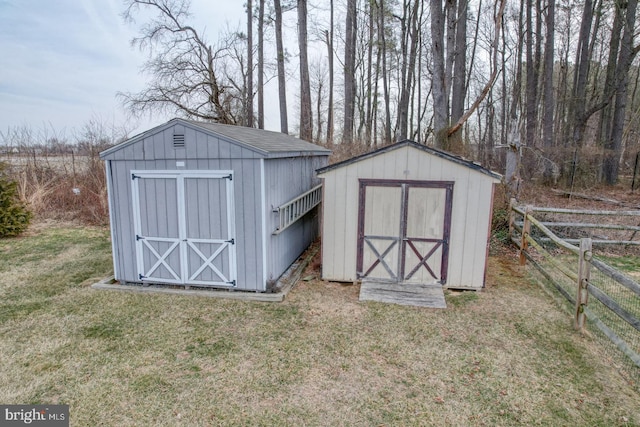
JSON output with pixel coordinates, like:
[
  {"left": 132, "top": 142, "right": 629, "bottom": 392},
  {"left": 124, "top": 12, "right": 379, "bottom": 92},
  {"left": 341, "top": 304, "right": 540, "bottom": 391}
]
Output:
[
  {"left": 1, "top": 225, "right": 639, "bottom": 426},
  {"left": 4, "top": 154, "right": 109, "bottom": 225}
]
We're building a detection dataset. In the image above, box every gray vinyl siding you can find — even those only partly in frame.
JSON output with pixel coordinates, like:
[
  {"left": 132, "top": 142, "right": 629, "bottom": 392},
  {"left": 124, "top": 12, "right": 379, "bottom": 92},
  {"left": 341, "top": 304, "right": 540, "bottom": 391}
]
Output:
[
  {"left": 104, "top": 124, "right": 266, "bottom": 291},
  {"left": 107, "top": 157, "right": 264, "bottom": 291},
  {"left": 102, "top": 119, "right": 328, "bottom": 292},
  {"left": 263, "top": 156, "right": 328, "bottom": 283}
]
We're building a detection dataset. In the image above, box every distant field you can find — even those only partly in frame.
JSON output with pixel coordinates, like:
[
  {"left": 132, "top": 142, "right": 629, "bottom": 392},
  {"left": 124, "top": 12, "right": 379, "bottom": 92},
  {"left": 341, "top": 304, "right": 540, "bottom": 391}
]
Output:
[
  {"left": 0, "top": 154, "right": 92, "bottom": 173},
  {"left": 0, "top": 224, "right": 638, "bottom": 426}
]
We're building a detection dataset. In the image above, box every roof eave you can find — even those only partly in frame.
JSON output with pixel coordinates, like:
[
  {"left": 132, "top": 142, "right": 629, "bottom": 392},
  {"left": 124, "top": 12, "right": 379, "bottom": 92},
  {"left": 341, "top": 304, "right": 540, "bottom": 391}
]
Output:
[
  {"left": 265, "top": 150, "right": 331, "bottom": 159},
  {"left": 101, "top": 118, "right": 331, "bottom": 160},
  {"left": 316, "top": 140, "right": 502, "bottom": 181}
]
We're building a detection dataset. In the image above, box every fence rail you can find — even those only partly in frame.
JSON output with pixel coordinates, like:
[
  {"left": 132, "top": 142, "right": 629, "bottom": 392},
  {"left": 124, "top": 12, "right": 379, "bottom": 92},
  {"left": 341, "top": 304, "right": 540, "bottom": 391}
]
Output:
[{"left": 509, "top": 200, "right": 640, "bottom": 376}]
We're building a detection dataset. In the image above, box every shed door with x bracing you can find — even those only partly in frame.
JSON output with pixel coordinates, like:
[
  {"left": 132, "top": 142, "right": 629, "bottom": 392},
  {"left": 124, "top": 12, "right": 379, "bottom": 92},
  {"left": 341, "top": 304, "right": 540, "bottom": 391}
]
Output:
[
  {"left": 357, "top": 180, "right": 453, "bottom": 285},
  {"left": 131, "top": 170, "right": 237, "bottom": 287}
]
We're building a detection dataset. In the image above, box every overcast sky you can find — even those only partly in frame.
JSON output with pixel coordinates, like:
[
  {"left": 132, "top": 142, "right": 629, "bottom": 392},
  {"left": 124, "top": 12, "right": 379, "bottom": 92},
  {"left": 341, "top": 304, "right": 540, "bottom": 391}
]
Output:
[{"left": 0, "top": 0, "right": 247, "bottom": 139}]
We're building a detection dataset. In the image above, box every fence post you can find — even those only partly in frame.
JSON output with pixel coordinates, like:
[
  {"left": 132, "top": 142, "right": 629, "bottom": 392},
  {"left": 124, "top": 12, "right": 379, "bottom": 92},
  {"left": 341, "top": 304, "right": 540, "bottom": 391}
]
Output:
[
  {"left": 519, "top": 205, "right": 532, "bottom": 266},
  {"left": 575, "top": 237, "right": 592, "bottom": 332},
  {"left": 508, "top": 198, "right": 517, "bottom": 241}
]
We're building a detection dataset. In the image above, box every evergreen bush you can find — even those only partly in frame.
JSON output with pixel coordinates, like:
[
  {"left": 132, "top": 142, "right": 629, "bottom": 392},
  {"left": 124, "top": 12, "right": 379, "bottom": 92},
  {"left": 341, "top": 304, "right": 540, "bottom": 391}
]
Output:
[{"left": 0, "top": 163, "right": 32, "bottom": 237}]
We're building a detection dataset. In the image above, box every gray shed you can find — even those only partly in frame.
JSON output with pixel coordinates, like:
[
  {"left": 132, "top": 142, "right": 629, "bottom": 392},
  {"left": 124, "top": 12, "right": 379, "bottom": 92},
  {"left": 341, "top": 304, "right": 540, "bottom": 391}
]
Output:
[
  {"left": 317, "top": 140, "right": 501, "bottom": 291},
  {"left": 101, "top": 118, "right": 330, "bottom": 292}
]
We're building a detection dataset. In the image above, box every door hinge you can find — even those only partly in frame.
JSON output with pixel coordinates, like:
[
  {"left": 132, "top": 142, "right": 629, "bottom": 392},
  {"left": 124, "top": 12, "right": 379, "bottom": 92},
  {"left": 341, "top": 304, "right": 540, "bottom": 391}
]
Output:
[
  {"left": 132, "top": 174, "right": 139, "bottom": 180},
  {"left": 225, "top": 238, "right": 235, "bottom": 244},
  {"left": 228, "top": 280, "right": 236, "bottom": 286},
  {"left": 136, "top": 234, "right": 145, "bottom": 241},
  {"left": 225, "top": 174, "right": 233, "bottom": 181},
  {"left": 139, "top": 274, "right": 146, "bottom": 280}
]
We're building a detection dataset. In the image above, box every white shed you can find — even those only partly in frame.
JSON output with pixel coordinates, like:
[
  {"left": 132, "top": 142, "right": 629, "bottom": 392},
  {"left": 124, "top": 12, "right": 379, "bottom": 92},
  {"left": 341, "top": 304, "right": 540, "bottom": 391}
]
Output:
[{"left": 317, "top": 140, "right": 501, "bottom": 290}]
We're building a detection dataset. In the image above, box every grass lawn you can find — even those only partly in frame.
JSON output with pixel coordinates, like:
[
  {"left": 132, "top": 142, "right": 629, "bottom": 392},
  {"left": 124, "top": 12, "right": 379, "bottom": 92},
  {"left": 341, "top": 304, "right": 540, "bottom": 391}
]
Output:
[
  {"left": 600, "top": 255, "right": 640, "bottom": 280},
  {"left": 0, "top": 224, "right": 638, "bottom": 426}
]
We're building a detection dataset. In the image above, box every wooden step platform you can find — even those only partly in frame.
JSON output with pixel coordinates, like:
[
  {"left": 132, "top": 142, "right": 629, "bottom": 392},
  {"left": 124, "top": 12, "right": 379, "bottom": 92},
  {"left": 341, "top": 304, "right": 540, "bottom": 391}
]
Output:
[{"left": 359, "top": 281, "right": 447, "bottom": 308}]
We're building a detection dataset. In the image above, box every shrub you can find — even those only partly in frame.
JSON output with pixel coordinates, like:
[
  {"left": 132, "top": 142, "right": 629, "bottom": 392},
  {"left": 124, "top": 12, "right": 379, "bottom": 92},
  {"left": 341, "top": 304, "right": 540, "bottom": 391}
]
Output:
[{"left": 0, "top": 162, "right": 32, "bottom": 237}]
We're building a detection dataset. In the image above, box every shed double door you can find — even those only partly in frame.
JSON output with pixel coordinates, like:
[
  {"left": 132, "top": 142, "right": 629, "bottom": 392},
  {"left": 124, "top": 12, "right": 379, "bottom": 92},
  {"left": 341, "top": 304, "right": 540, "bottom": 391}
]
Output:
[
  {"left": 131, "top": 170, "right": 237, "bottom": 287},
  {"left": 357, "top": 180, "right": 453, "bottom": 285}
]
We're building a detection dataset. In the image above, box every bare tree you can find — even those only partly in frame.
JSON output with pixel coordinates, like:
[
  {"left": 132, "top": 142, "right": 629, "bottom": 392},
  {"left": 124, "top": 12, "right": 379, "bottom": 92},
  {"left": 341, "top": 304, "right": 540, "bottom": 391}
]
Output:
[
  {"left": 310, "top": 58, "right": 328, "bottom": 144},
  {"left": 525, "top": 0, "right": 538, "bottom": 149},
  {"left": 257, "top": 0, "right": 265, "bottom": 129},
  {"left": 505, "top": 0, "right": 524, "bottom": 200},
  {"left": 379, "top": 0, "right": 392, "bottom": 144},
  {"left": 603, "top": 0, "right": 639, "bottom": 184},
  {"left": 396, "top": 0, "right": 421, "bottom": 141},
  {"left": 119, "top": 0, "right": 240, "bottom": 124},
  {"left": 247, "top": 0, "right": 254, "bottom": 127},
  {"left": 365, "top": 0, "right": 375, "bottom": 145},
  {"left": 541, "top": 0, "right": 555, "bottom": 183},
  {"left": 325, "top": 0, "right": 335, "bottom": 144},
  {"left": 431, "top": 0, "right": 506, "bottom": 154},
  {"left": 298, "top": 0, "right": 313, "bottom": 141},
  {"left": 569, "top": 0, "right": 596, "bottom": 149},
  {"left": 431, "top": 0, "right": 448, "bottom": 148},
  {"left": 449, "top": 0, "right": 467, "bottom": 150},
  {"left": 274, "top": 0, "right": 289, "bottom": 134},
  {"left": 343, "top": 0, "right": 357, "bottom": 144}
]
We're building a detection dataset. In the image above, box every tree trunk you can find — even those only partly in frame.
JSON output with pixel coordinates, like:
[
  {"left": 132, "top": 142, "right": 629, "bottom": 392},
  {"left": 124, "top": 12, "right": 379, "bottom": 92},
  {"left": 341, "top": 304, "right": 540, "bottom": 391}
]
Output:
[
  {"left": 373, "top": 4, "right": 382, "bottom": 146},
  {"left": 246, "top": 0, "right": 254, "bottom": 127},
  {"left": 297, "top": 0, "right": 313, "bottom": 141},
  {"left": 447, "top": 0, "right": 506, "bottom": 142},
  {"left": 596, "top": 2, "right": 622, "bottom": 163},
  {"left": 274, "top": 0, "right": 289, "bottom": 134},
  {"left": 380, "top": 0, "right": 392, "bottom": 144},
  {"left": 603, "top": 0, "right": 639, "bottom": 184},
  {"left": 505, "top": 0, "right": 524, "bottom": 200},
  {"left": 541, "top": 0, "right": 555, "bottom": 184},
  {"left": 445, "top": 0, "right": 456, "bottom": 105},
  {"left": 343, "top": 0, "right": 357, "bottom": 144},
  {"left": 569, "top": 0, "right": 594, "bottom": 149},
  {"left": 449, "top": 0, "right": 467, "bottom": 153},
  {"left": 525, "top": 0, "right": 537, "bottom": 148},
  {"left": 431, "top": 0, "right": 448, "bottom": 148},
  {"left": 397, "top": 0, "right": 420, "bottom": 141},
  {"left": 316, "top": 78, "right": 323, "bottom": 144},
  {"left": 257, "top": 0, "right": 265, "bottom": 129},
  {"left": 365, "top": 0, "right": 375, "bottom": 145},
  {"left": 506, "top": 119, "right": 522, "bottom": 199},
  {"left": 325, "top": 0, "right": 334, "bottom": 144}
]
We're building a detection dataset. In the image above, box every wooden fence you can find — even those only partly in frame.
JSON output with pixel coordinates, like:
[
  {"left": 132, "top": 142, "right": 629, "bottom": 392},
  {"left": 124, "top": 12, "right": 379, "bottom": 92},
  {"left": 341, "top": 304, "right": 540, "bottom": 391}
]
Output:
[{"left": 509, "top": 201, "right": 640, "bottom": 372}]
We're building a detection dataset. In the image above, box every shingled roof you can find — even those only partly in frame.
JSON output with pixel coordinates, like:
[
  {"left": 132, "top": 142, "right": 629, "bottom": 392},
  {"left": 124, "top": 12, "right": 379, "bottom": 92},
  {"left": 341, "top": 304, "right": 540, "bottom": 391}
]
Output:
[
  {"left": 181, "top": 119, "right": 330, "bottom": 154},
  {"left": 317, "top": 139, "right": 502, "bottom": 181},
  {"left": 100, "top": 118, "right": 331, "bottom": 159}
]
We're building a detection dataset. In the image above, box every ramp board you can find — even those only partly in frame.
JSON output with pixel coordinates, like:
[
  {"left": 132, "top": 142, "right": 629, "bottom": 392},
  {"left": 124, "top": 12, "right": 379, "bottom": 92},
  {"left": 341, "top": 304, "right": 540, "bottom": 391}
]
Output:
[{"left": 359, "top": 281, "right": 447, "bottom": 308}]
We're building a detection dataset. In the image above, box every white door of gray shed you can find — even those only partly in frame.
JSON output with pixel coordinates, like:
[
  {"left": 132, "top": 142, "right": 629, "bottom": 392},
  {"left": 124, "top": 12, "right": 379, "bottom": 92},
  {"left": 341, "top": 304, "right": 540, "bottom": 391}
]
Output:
[{"left": 131, "top": 170, "right": 237, "bottom": 287}]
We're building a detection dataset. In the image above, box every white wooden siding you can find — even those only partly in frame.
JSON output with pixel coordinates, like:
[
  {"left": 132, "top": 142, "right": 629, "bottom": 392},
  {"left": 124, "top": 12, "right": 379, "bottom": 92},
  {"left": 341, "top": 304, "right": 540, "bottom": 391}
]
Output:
[{"left": 319, "top": 144, "right": 499, "bottom": 289}]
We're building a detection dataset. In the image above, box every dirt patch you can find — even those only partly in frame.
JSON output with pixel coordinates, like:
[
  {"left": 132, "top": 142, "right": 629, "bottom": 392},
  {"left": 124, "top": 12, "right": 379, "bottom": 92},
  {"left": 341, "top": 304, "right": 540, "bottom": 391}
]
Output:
[{"left": 287, "top": 250, "right": 365, "bottom": 320}]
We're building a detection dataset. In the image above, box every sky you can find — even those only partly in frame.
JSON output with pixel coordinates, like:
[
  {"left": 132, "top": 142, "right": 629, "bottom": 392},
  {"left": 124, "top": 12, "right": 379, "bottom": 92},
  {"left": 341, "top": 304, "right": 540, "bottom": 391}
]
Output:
[{"left": 0, "top": 0, "right": 248, "bottom": 140}]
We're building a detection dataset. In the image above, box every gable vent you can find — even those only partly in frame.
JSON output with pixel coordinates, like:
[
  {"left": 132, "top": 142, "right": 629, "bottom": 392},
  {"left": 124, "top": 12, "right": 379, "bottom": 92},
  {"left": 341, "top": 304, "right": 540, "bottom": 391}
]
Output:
[{"left": 173, "top": 134, "right": 185, "bottom": 148}]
